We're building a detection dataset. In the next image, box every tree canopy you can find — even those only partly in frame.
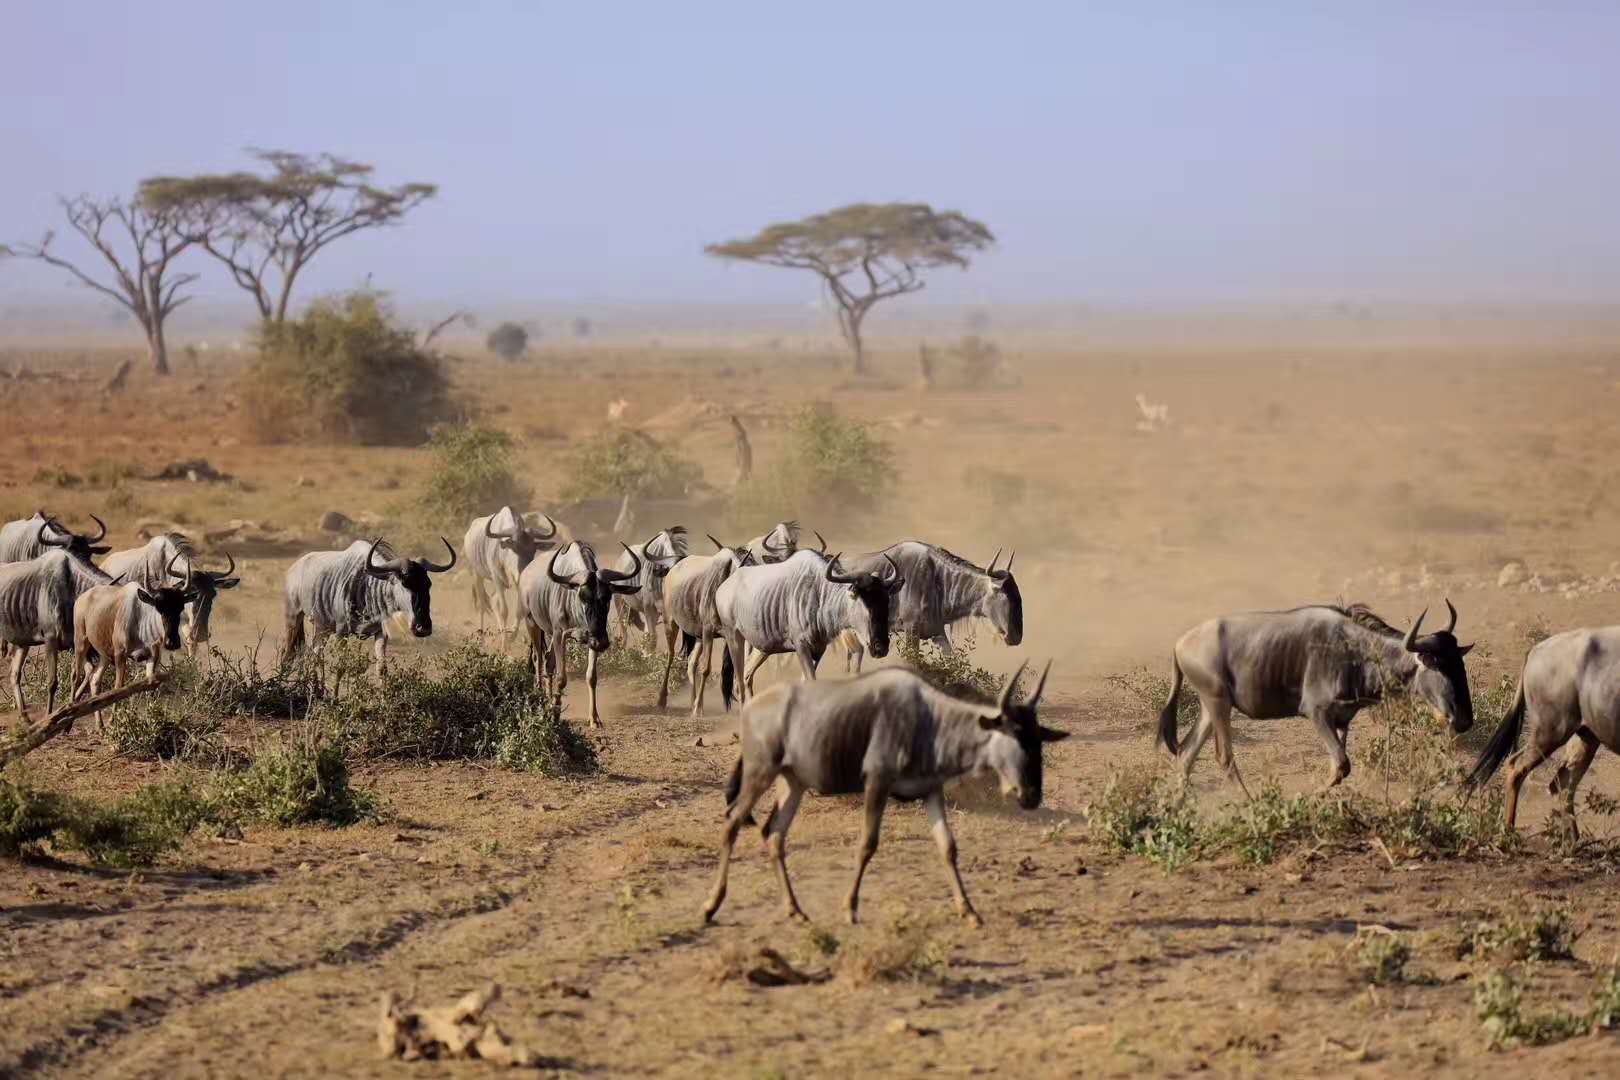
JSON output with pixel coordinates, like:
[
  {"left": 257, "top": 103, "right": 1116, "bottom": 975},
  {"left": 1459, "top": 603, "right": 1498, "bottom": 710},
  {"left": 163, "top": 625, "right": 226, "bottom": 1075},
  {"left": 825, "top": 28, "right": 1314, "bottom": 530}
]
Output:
[
  {"left": 706, "top": 203, "right": 993, "bottom": 371},
  {"left": 139, "top": 151, "right": 436, "bottom": 324}
]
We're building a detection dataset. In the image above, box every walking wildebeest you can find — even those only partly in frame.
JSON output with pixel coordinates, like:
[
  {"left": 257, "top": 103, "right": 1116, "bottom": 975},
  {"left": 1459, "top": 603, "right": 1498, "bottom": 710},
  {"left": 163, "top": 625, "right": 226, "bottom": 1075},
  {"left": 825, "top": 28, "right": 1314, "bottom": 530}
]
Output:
[
  {"left": 656, "top": 534, "right": 755, "bottom": 714},
  {"left": 1465, "top": 625, "right": 1620, "bottom": 836},
  {"left": 101, "top": 534, "right": 240, "bottom": 660},
  {"left": 71, "top": 551, "right": 196, "bottom": 730},
  {"left": 742, "top": 520, "right": 805, "bottom": 565},
  {"left": 282, "top": 537, "right": 456, "bottom": 664},
  {"left": 837, "top": 543, "right": 1023, "bottom": 672},
  {"left": 612, "top": 525, "right": 688, "bottom": 654},
  {"left": 702, "top": 661, "right": 1065, "bottom": 927},
  {"left": 716, "top": 549, "right": 903, "bottom": 709},
  {"left": 0, "top": 511, "right": 111, "bottom": 564},
  {"left": 463, "top": 507, "right": 559, "bottom": 640},
  {"left": 517, "top": 541, "right": 642, "bottom": 728},
  {"left": 0, "top": 547, "right": 120, "bottom": 718},
  {"left": 1157, "top": 602, "right": 1474, "bottom": 794}
]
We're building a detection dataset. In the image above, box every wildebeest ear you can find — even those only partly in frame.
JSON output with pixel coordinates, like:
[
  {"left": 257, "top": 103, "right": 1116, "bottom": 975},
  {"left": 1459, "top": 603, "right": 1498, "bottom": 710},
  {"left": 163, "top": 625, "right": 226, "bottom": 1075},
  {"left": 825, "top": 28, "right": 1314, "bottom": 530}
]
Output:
[
  {"left": 1037, "top": 726, "right": 1069, "bottom": 743},
  {"left": 136, "top": 588, "right": 157, "bottom": 606},
  {"left": 90, "top": 545, "right": 113, "bottom": 554},
  {"left": 217, "top": 578, "right": 241, "bottom": 590},
  {"left": 1457, "top": 643, "right": 1474, "bottom": 657}
]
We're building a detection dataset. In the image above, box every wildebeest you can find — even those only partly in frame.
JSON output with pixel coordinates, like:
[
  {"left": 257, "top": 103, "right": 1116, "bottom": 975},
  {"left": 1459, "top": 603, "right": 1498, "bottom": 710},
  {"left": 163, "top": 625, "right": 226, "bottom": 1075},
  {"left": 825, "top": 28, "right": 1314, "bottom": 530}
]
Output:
[
  {"left": 71, "top": 551, "right": 196, "bottom": 730},
  {"left": 463, "top": 508, "right": 559, "bottom": 640},
  {"left": 0, "top": 511, "right": 111, "bottom": 564},
  {"left": 1465, "top": 625, "right": 1620, "bottom": 835},
  {"left": 743, "top": 520, "right": 805, "bottom": 565},
  {"left": 0, "top": 548, "right": 120, "bottom": 718},
  {"left": 702, "top": 661, "right": 1065, "bottom": 927},
  {"left": 715, "top": 549, "right": 903, "bottom": 708},
  {"left": 656, "top": 534, "right": 755, "bottom": 714},
  {"left": 282, "top": 537, "right": 457, "bottom": 664},
  {"left": 518, "top": 541, "right": 642, "bottom": 728},
  {"left": 612, "top": 525, "right": 688, "bottom": 654},
  {"left": 100, "top": 534, "right": 240, "bottom": 660},
  {"left": 838, "top": 543, "right": 1023, "bottom": 672},
  {"left": 1157, "top": 602, "right": 1474, "bottom": 794}
]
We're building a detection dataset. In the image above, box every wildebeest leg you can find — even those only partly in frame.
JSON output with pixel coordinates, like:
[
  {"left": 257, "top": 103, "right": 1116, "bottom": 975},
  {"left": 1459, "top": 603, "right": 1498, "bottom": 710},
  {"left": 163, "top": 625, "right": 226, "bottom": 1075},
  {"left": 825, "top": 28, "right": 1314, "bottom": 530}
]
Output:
[
  {"left": 847, "top": 777, "right": 891, "bottom": 925},
  {"left": 7, "top": 645, "right": 26, "bottom": 720},
  {"left": 471, "top": 575, "right": 490, "bottom": 639},
  {"left": 744, "top": 647, "right": 772, "bottom": 696},
  {"left": 89, "top": 658, "right": 107, "bottom": 732},
  {"left": 372, "top": 633, "right": 388, "bottom": 671},
  {"left": 694, "top": 636, "right": 717, "bottom": 717},
  {"left": 1549, "top": 729, "right": 1599, "bottom": 840},
  {"left": 658, "top": 620, "right": 679, "bottom": 709},
  {"left": 932, "top": 633, "right": 954, "bottom": 656},
  {"left": 586, "top": 648, "right": 602, "bottom": 728},
  {"left": 43, "top": 640, "right": 61, "bottom": 717},
  {"left": 846, "top": 635, "right": 865, "bottom": 675},
  {"left": 1502, "top": 708, "right": 1569, "bottom": 829},
  {"left": 925, "top": 789, "right": 982, "bottom": 927},
  {"left": 1209, "top": 701, "right": 1252, "bottom": 798},
  {"left": 1176, "top": 701, "right": 1217, "bottom": 791},
  {"left": 795, "top": 645, "right": 820, "bottom": 682},
  {"left": 524, "top": 620, "right": 546, "bottom": 690},
  {"left": 764, "top": 774, "right": 809, "bottom": 922},
  {"left": 1306, "top": 707, "right": 1350, "bottom": 794},
  {"left": 702, "top": 761, "right": 777, "bottom": 923}
]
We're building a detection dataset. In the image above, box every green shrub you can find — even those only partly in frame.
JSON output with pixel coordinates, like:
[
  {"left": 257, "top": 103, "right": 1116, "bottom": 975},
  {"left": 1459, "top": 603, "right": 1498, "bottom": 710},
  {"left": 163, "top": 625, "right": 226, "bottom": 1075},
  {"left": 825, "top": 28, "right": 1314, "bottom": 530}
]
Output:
[
  {"left": 1475, "top": 970, "right": 1586, "bottom": 1049},
  {"left": 1462, "top": 906, "right": 1579, "bottom": 964},
  {"left": 1205, "top": 782, "right": 1322, "bottom": 865},
  {"left": 55, "top": 782, "right": 215, "bottom": 868},
  {"left": 1355, "top": 930, "right": 1412, "bottom": 985},
  {"left": 416, "top": 423, "right": 531, "bottom": 529},
  {"left": 0, "top": 769, "right": 71, "bottom": 857},
  {"left": 731, "top": 403, "right": 895, "bottom": 525},
  {"left": 245, "top": 289, "right": 453, "bottom": 446},
  {"left": 213, "top": 738, "right": 377, "bottom": 827},
  {"left": 894, "top": 632, "right": 1003, "bottom": 703},
  {"left": 1105, "top": 666, "right": 1200, "bottom": 732},
  {"left": 559, "top": 429, "right": 700, "bottom": 502},
  {"left": 566, "top": 636, "right": 666, "bottom": 686},
  {"left": 486, "top": 321, "right": 530, "bottom": 360},
  {"left": 1087, "top": 766, "right": 1200, "bottom": 873},
  {"left": 102, "top": 683, "right": 225, "bottom": 762}
]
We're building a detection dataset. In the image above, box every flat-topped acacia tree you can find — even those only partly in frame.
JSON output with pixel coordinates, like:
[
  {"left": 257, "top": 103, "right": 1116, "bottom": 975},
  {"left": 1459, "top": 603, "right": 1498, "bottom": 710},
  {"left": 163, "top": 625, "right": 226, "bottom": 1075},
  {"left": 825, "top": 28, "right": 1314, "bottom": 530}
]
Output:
[
  {"left": 139, "top": 151, "right": 436, "bottom": 325},
  {"left": 706, "top": 203, "right": 993, "bottom": 374}
]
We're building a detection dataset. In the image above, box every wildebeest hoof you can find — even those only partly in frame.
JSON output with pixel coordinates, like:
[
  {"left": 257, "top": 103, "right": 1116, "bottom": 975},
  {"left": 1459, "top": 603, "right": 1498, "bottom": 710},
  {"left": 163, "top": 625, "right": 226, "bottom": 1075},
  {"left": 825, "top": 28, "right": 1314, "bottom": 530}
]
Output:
[
  {"left": 962, "top": 910, "right": 984, "bottom": 929},
  {"left": 784, "top": 908, "right": 809, "bottom": 923}
]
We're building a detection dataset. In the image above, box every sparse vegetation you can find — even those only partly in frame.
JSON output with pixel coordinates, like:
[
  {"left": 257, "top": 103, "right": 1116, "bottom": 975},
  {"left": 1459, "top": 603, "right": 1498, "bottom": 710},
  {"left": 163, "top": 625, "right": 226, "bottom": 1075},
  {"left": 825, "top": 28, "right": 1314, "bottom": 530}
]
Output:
[
  {"left": 212, "top": 735, "right": 377, "bottom": 827},
  {"left": 1106, "top": 666, "right": 1200, "bottom": 731},
  {"left": 732, "top": 403, "right": 895, "bottom": 523},
  {"left": 415, "top": 423, "right": 531, "bottom": 529},
  {"left": 838, "top": 909, "right": 957, "bottom": 985},
  {"left": 1461, "top": 907, "right": 1579, "bottom": 964},
  {"left": 559, "top": 428, "right": 701, "bottom": 503},
  {"left": 1087, "top": 766, "right": 1201, "bottom": 873},
  {"left": 894, "top": 632, "right": 1002, "bottom": 702},
  {"left": 1474, "top": 970, "right": 1586, "bottom": 1049},
  {"left": 1353, "top": 929, "right": 1413, "bottom": 985},
  {"left": 486, "top": 321, "right": 530, "bottom": 360}
]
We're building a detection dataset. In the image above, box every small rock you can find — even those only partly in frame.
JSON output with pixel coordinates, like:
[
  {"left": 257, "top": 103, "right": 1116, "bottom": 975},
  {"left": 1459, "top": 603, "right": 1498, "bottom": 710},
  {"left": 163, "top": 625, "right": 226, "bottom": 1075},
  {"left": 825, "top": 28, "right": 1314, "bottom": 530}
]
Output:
[
  {"left": 297, "top": 862, "right": 313, "bottom": 873},
  {"left": 319, "top": 510, "right": 356, "bottom": 533},
  {"left": 296, "top": 475, "right": 315, "bottom": 488},
  {"left": 1497, "top": 562, "right": 1527, "bottom": 588},
  {"left": 692, "top": 736, "right": 704, "bottom": 747}
]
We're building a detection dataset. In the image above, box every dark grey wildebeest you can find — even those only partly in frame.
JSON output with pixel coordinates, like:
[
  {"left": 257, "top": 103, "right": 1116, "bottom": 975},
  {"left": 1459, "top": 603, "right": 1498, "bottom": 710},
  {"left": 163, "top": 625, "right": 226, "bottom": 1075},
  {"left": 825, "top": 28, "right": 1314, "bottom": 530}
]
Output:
[
  {"left": 743, "top": 520, "right": 808, "bottom": 565},
  {"left": 716, "top": 549, "right": 903, "bottom": 709},
  {"left": 463, "top": 507, "right": 559, "bottom": 640},
  {"left": 282, "top": 537, "right": 456, "bottom": 664},
  {"left": 1157, "top": 602, "right": 1474, "bottom": 794},
  {"left": 518, "top": 541, "right": 642, "bottom": 728},
  {"left": 1465, "top": 626, "right": 1620, "bottom": 836},
  {"left": 101, "top": 534, "right": 239, "bottom": 661},
  {"left": 838, "top": 543, "right": 1023, "bottom": 672},
  {"left": 656, "top": 535, "right": 755, "bottom": 714},
  {"left": 0, "top": 549, "right": 120, "bottom": 718},
  {"left": 702, "top": 661, "right": 1065, "bottom": 927},
  {"left": 0, "top": 511, "right": 111, "bottom": 565},
  {"left": 612, "top": 525, "right": 688, "bottom": 655}
]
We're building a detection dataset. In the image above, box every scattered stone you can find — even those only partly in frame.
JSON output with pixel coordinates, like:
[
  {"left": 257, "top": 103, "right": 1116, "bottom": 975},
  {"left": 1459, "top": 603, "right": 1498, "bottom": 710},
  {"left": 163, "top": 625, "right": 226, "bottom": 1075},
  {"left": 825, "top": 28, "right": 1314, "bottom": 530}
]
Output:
[
  {"left": 692, "top": 736, "right": 705, "bottom": 747},
  {"left": 295, "top": 475, "right": 315, "bottom": 488},
  {"left": 319, "top": 511, "right": 357, "bottom": 533},
  {"left": 886, "top": 1017, "right": 937, "bottom": 1037}
]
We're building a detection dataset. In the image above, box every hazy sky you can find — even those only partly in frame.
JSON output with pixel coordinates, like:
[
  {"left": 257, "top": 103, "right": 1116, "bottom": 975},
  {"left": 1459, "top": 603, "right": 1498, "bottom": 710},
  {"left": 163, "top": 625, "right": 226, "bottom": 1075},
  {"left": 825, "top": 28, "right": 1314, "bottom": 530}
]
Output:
[{"left": 5, "top": 2, "right": 1619, "bottom": 311}]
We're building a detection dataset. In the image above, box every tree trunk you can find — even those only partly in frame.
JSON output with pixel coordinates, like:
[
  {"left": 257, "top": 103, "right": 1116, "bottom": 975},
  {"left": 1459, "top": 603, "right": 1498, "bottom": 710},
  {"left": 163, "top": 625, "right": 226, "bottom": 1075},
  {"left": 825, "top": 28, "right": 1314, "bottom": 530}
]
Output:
[
  {"left": 147, "top": 321, "right": 170, "bottom": 376},
  {"left": 844, "top": 309, "right": 868, "bottom": 375}
]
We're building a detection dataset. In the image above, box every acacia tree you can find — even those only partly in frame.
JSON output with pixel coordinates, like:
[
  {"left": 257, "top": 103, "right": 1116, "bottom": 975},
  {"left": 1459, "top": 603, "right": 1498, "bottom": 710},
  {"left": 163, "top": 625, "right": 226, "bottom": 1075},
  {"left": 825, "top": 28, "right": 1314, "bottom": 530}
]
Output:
[
  {"left": 706, "top": 203, "right": 993, "bottom": 374},
  {"left": 2, "top": 195, "right": 198, "bottom": 374},
  {"left": 139, "top": 151, "right": 436, "bottom": 325}
]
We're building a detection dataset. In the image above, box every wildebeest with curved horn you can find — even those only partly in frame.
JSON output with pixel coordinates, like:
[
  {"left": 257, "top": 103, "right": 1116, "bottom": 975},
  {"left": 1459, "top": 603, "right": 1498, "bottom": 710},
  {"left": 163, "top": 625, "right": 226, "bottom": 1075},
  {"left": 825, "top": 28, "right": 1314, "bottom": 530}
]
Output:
[
  {"left": 612, "top": 525, "right": 688, "bottom": 654},
  {"left": 517, "top": 541, "right": 642, "bottom": 728},
  {"left": 703, "top": 661, "right": 1066, "bottom": 927},
  {"left": 71, "top": 550, "right": 197, "bottom": 729},
  {"left": 837, "top": 542, "right": 1023, "bottom": 672},
  {"left": 0, "top": 510, "right": 111, "bottom": 564},
  {"left": 743, "top": 520, "right": 805, "bottom": 565},
  {"left": 1157, "top": 601, "right": 1474, "bottom": 794},
  {"left": 463, "top": 507, "right": 559, "bottom": 640},
  {"left": 1465, "top": 625, "right": 1620, "bottom": 836},
  {"left": 282, "top": 537, "right": 456, "bottom": 664},
  {"left": 101, "top": 534, "right": 240, "bottom": 661},
  {"left": 715, "top": 549, "right": 903, "bottom": 709},
  {"left": 0, "top": 544, "right": 120, "bottom": 718},
  {"left": 657, "top": 534, "right": 755, "bottom": 715}
]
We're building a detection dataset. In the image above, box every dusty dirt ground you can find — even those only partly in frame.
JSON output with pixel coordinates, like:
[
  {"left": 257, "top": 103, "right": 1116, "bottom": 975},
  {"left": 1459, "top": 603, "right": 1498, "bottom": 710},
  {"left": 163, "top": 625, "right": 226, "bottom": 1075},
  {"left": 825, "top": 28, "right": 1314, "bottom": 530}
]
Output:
[{"left": 3, "top": 331, "right": 1620, "bottom": 1076}]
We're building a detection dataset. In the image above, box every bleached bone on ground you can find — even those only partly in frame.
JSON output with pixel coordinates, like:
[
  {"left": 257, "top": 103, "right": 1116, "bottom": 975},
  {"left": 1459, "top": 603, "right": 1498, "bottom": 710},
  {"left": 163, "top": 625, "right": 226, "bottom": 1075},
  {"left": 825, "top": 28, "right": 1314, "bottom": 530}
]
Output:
[
  {"left": 1134, "top": 392, "right": 1170, "bottom": 432},
  {"left": 376, "top": 983, "right": 540, "bottom": 1067}
]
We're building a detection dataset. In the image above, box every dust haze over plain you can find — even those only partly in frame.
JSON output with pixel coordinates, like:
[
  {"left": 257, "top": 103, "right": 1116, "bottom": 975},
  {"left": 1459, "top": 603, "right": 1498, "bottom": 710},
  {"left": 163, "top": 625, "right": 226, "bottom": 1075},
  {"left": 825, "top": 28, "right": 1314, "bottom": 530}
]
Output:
[{"left": 3, "top": 2, "right": 1620, "bottom": 319}]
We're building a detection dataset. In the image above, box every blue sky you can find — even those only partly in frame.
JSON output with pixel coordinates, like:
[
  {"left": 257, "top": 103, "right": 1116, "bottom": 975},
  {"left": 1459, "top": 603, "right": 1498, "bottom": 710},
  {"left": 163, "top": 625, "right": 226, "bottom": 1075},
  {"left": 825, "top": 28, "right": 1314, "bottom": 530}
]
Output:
[{"left": 4, "top": 1, "right": 1619, "bottom": 310}]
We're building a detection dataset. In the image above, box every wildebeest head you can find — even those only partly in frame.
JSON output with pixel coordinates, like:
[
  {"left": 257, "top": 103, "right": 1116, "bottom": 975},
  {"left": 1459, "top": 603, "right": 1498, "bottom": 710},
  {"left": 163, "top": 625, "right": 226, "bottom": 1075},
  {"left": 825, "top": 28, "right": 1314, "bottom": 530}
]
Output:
[
  {"left": 981, "top": 548, "right": 1024, "bottom": 647},
  {"left": 756, "top": 520, "right": 804, "bottom": 564},
  {"left": 826, "top": 552, "right": 903, "bottom": 659},
  {"left": 707, "top": 534, "right": 759, "bottom": 570},
  {"left": 548, "top": 542, "right": 642, "bottom": 652},
  {"left": 976, "top": 661, "right": 1068, "bottom": 809},
  {"left": 642, "top": 526, "right": 688, "bottom": 587},
  {"left": 178, "top": 550, "right": 240, "bottom": 645},
  {"left": 364, "top": 537, "right": 457, "bottom": 637},
  {"left": 1402, "top": 599, "right": 1475, "bottom": 733},
  {"left": 36, "top": 514, "right": 111, "bottom": 561},
  {"left": 137, "top": 552, "right": 201, "bottom": 652},
  {"left": 485, "top": 510, "right": 559, "bottom": 574}
]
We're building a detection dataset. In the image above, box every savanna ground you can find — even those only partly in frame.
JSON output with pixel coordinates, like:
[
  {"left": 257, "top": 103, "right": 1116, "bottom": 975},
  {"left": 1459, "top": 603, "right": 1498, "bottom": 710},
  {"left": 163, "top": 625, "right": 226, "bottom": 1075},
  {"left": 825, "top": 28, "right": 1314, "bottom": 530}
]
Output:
[{"left": 4, "top": 321, "right": 1620, "bottom": 1077}]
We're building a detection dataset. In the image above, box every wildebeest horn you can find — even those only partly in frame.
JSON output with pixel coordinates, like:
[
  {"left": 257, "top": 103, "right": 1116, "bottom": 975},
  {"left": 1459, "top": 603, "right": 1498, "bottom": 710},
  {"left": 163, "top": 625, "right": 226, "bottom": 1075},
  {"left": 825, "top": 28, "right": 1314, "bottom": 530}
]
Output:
[
  {"left": 608, "top": 542, "right": 644, "bottom": 594},
  {"left": 36, "top": 521, "right": 63, "bottom": 548},
  {"left": 983, "top": 660, "right": 1029, "bottom": 718},
  {"left": 1028, "top": 660, "right": 1052, "bottom": 707},
  {"left": 1402, "top": 608, "right": 1427, "bottom": 653},
  {"left": 881, "top": 552, "right": 903, "bottom": 588},
  {"left": 813, "top": 530, "right": 828, "bottom": 554},
  {"left": 707, "top": 533, "right": 727, "bottom": 553},
  {"left": 212, "top": 550, "right": 237, "bottom": 580},
  {"left": 546, "top": 546, "right": 581, "bottom": 589},
  {"left": 986, "top": 548, "right": 1002, "bottom": 575},
  {"left": 365, "top": 537, "right": 400, "bottom": 577},
  {"left": 167, "top": 549, "right": 192, "bottom": 591},
  {"left": 1005, "top": 550, "right": 1015, "bottom": 574},
  {"left": 1443, "top": 598, "right": 1457, "bottom": 635},
  {"left": 824, "top": 553, "right": 858, "bottom": 584},
  {"left": 421, "top": 537, "right": 457, "bottom": 573},
  {"left": 527, "top": 513, "right": 558, "bottom": 540},
  {"left": 485, "top": 511, "right": 516, "bottom": 540},
  {"left": 762, "top": 531, "right": 787, "bottom": 553},
  {"left": 86, "top": 514, "right": 107, "bottom": 543}
]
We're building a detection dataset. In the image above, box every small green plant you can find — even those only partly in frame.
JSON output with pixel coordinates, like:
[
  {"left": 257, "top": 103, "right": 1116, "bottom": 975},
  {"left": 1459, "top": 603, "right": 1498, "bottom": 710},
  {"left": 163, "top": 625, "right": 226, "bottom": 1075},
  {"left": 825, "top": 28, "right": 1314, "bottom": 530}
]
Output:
[
  {"left": 1590, "top": 966, "right": 1620, "bottom": 1031},
  {"left": 1206, "top": 782, "right": 1320, "bottom": 866},
  {"left": 731, "top": 403, "right": 895, "bottom": 524},
  {"left": 212, "top": 736, "right": 378, "bottom": 828},
  {"left": 1354, "top": 929, "right": 1412, "bottom": 985},
  {"left": 894, "top": 632, "right": 1003, "bottom": 703},
  {"left": 54, "top": 782, "right": 216, "bottom": 868},
  {"left": 1105, "top": 666, "right": 1199, "bottom": 732},
  {"left": 805, "top": 925, "right": 842, "bottom": 958},
  {"left": 1087, "top": 766, "right": 1200, "bottom": 874},
  {"left": 101, "top": 686, "right": 225, "bottom": 762},
  {"left": 839, "top": 909, "right": 955, "bottom": 985},
  {"left": 415, "top": 423, "right": 531, "bottom": 529},
  {"left": 566, "top": 637, "right": 666, "bottom": 686},
  {"left": 559, "top": 428, "right": 700, "bottom": 503},
  {"left": 1462, "top": 907, "right": 1579, "bottom": 964},
  {"left": 1474, "top": 970, "right": 1586, "bottom": 1049},
  {"left": 0, "top": 768, "right": 71, "bottom": 857}
]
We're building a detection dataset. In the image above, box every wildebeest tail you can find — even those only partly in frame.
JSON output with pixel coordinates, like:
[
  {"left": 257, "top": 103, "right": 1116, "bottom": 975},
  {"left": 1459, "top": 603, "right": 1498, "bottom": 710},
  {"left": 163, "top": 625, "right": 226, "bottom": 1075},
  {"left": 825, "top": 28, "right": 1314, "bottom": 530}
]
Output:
[
  {"left": 1465, "top": 666, "right": 1526, "bottom": 789},
  {"left": 1155, "top": 652, "right": 1185, "bottom": 755},
  {"left": 723, "top": 755, "right": 743, "bottom": 810},
  {"left": 721, "top": 645, "right": 735, "bottom": 711},
  {"left": 681, "top": 631, "right": 697, "bottom": 659}
]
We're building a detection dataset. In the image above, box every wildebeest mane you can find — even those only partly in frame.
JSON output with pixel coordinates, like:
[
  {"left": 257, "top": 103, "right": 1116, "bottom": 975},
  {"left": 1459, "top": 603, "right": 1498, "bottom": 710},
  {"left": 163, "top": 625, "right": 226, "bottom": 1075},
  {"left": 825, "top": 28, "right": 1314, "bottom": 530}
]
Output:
[{"left": 1300, "top": 602, "right": 1402, "bottom": 638}]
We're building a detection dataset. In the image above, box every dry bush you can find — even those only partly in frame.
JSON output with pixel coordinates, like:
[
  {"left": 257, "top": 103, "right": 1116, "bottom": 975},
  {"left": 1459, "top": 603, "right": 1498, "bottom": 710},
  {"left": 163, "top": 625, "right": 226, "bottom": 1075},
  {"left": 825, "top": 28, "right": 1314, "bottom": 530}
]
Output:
[
  {"left": 559, "top": 428, "right": 701, "bottom": 502},
  {"left": 415, "top": 423, "right": 531, "bottom": 529},
  {"left": 838, "top": 909, "right": 958, "bottom": 986},
  {"left": 730, "top": 403, "right": 895, "bottom": 527}
]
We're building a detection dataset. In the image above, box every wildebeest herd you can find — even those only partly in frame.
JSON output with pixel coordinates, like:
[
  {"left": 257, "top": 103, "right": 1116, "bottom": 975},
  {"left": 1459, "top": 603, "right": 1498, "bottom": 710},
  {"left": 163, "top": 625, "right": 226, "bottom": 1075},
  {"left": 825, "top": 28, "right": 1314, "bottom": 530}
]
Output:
[{"left": 0, "top": 504, "right": 1616, "bottom": 922}]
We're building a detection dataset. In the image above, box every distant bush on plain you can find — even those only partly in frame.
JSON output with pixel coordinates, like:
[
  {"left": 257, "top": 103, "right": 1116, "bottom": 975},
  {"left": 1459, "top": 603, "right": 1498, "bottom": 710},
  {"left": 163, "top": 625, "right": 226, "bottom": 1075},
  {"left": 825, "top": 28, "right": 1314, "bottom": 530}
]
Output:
[
  {"left": 417, "top": 423, "right": 532, "bottom": 529},
  {"left": 560, "top": 429, "right": 701, "bottom": 503},
  {"left": 732, "top": 402, "right": 895, "bottom": 525}
]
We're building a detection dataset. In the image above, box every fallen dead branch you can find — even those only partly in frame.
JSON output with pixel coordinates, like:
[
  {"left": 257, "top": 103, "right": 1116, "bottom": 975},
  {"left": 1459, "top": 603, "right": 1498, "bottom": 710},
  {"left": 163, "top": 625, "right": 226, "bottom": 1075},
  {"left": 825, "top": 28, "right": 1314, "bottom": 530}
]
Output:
[
  {"left": 1, "top": 677, "right": 163, "bottom": 766},
  {"left": 377, "top": 983, "right": 540, "bottom": 1067}
]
